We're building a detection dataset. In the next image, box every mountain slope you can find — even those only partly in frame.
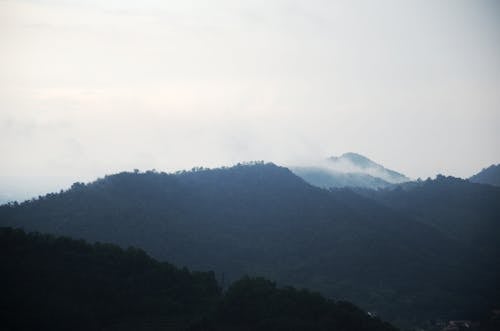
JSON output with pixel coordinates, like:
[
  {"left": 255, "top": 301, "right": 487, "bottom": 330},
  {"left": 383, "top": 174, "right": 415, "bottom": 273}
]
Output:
[
  {"left": 328, "top": 153, "right": 409, "bottom": 184},
  {"left": 0, "top": 163, "right": 498, "bottom": 326},
  {"left": 1, "top": 227, "right": 398, "bottom": 331},
  {"left": 0, "top": 227, "right": 220, "bottom": 331},
  {"left": 292, "top": 166, "right": 392, "bottom": 189},
  {"left": 292, "top": 153, "right": 409, "bottom": 189},
  {"left": 360, "top": 175, "right": 500, "bottom": 263},
  {"left": 469, "top": 164, "right": 500, "bottom": 187}
]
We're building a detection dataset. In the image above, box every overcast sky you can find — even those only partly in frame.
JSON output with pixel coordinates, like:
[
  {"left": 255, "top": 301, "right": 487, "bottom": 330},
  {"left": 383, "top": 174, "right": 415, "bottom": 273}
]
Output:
[{"left": 1, "top": 0, "right": 499, "bottom": 201}]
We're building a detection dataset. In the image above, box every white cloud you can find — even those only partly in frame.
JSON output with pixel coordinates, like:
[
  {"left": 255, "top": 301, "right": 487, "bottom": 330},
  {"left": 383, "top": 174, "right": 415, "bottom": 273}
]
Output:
[{"left": 1, "top": 0, "right": 499, "bottom": 200}]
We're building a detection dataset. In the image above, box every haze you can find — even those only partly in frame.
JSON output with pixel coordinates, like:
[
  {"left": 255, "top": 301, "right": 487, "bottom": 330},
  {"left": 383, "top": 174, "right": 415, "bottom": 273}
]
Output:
[{"left": 1, "top": 0, "right": 499, "bottom": 202}]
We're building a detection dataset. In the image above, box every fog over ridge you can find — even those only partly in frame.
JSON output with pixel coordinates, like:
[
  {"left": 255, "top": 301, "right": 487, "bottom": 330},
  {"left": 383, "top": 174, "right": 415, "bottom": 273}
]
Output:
[{"left": 1, "top": 0, "right": 499, "bottom": 201}]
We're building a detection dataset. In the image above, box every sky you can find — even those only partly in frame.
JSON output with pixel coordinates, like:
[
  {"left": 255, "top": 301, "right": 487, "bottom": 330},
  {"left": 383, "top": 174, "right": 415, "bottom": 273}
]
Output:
[{"left": 1, "top": 0, "right": 500, "bottom": 201}]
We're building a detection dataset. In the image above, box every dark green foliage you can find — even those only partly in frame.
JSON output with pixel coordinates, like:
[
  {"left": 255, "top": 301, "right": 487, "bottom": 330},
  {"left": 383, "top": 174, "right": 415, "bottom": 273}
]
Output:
[
  {"left": 355, "top": 176, "right": 500, "bottom": 326},
  {"left": 362, "top": 176, "right": 500, "bottom": 262},
  {"left": 212, "top": 276, "right": 397, "bottom": 331},
  {"left": 0, "top": 228, "right": 397, "bottom": 331},
  {"left": 0, "top": 227, "right": 220, "bottom": 331},
  {"left": 0, "top": 163, "right": 499, "bottom": 328}
]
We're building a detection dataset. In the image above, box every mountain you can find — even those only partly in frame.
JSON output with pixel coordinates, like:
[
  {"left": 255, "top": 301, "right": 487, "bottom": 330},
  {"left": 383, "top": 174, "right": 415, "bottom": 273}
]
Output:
[
  {"left": 291, "top": 167, "right": 393, "bottom": 189},
  {"left": 292, "top": 153, "right": 410, "bottom": 189},
  {"left": 0, "top": 227, "right": 220, "bottom": 331},
  {"left": 328, "top": 153, "right": 409, "bottom": 183},
  {"left": 469, "top": 164, "right": 500, "bottom": 187},
  {"left": 358, "top": 175, "right": 500, "bottom": 264},
  {"left": 0, "top": 163, "right": 498, "bottom": 328},
  {"left": 1, "top": 227, "right": 398, "bottom": 331}
]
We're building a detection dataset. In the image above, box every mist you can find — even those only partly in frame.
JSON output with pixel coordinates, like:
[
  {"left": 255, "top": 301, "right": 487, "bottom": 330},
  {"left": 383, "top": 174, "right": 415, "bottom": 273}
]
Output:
[{"left": 1, "top": 0, "right": 500, "bottom": 202}]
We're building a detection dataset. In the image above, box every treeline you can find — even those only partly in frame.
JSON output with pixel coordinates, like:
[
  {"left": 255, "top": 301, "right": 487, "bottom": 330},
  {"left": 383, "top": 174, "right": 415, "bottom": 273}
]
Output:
[
  {"left": 0, "top": 227, "right": 397, "bottom": 331},
  {"left": 1, "top": 163, "right": 498, "bottom": 328},
  {"left": 0, "top": 227, "right": 220, "bottom": 330}
]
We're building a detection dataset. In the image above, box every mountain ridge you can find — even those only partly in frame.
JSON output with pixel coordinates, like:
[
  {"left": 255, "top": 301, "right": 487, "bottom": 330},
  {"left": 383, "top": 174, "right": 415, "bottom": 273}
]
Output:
[
  {"left": 469, "top": 164, "right": 500, "bottom": 187},
  {"left": 1, "top": 162, "right": 498, "bottom": 328},
  {"left": 2, "top": 227, "right": 398, "bottom": 331},
  {"left": 292, "top": 152, "right": 409, "bottom": 189}
]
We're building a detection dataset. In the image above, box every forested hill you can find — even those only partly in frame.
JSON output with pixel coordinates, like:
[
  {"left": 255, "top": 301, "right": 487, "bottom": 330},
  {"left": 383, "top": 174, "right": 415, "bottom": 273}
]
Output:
[
  {"left": 1, "top": 227, "right": 398, "bottom": 331},
  {"left": 0, "top": 227, "right": 220, "bottom": 331},
  {"left": 360, "top": 175, "right": 500, "bottom": 261},
  {"left": 1, "top": 163, "right": 499, "bottom": 327},
  {"left": 291, "top": 152, "right": 410, "bottom": 189},
  {"left": 469, "top": 164, "right": 500, "bottom": 187}
]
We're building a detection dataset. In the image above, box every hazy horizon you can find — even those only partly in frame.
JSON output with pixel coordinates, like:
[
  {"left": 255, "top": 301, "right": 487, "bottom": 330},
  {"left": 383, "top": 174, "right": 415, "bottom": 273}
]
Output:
[
  {"left": 0, "top": 152, "right": 496, "bottom": 204},
  {"left": 1, "top": 0, "right": 499, "bottom": 202}
]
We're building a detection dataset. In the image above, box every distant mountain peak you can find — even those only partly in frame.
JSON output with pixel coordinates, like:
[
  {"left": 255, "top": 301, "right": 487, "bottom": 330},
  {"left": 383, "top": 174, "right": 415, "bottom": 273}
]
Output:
[
  {"left": 325, "top": 152, "right": 409, "bottom": 184},
  {"left": 469, "top": 164, "right": 500, "bottom": 187},
  {"left": 291, "top": 152, "right": 410, "bottom": 189},
  {"left": 328, "top": 152, "right": 378, "bottom": 169}
]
